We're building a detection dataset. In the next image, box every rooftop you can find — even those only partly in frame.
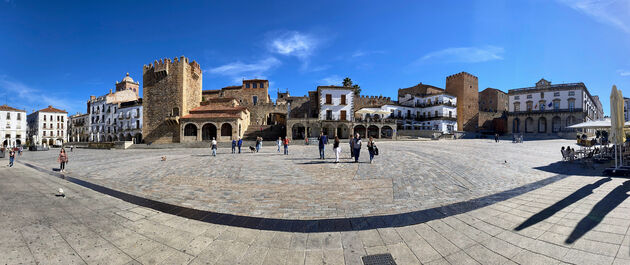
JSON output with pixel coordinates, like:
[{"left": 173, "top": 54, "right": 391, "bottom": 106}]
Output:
[
  {"left": 36, "top": 105, "right": 67, "bottom": 114},
  {"left": 0, "top": 104, "right": 26, "bottom": 112}
]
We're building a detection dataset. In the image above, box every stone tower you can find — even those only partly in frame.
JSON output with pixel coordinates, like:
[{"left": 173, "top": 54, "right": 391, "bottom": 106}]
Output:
[
  {"left": 445, "top": 72, "right": 479, "bottom": 132},
  {"left": 142, "top": 56, "right": 202, "bottom": 144}
]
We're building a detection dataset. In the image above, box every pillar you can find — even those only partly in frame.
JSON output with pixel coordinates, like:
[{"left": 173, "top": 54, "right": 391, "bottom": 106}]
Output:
[{"left": 197, "top": 126, "right": 201, "bottom": 141}]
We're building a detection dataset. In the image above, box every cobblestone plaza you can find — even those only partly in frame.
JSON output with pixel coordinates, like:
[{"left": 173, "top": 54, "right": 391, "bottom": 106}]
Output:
[
  {"left": 18, "top": 139, "right": 572, "bottom": 219},
  {"left": 2, "top": 139, "right": 629, "bottom": 264}
]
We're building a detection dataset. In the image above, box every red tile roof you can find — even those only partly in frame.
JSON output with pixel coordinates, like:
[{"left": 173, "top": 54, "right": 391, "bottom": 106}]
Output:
[
  {"left": 0, "top": 104, "right": 26, "bottom": 112},
  {"left": 37, "top": 105, "right": 67, "bottom": 113},
  {"left": 181, "top": 113, "right": 241, "bottom": 119}
]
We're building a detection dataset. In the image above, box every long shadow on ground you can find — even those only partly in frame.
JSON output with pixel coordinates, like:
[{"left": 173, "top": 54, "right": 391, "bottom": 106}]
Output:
[
  {"left": 565, "top": 180, "right": 630, "bottom": 243},
  {"left": 22, "top": 161, "right": 569, "bottom": 233},
  {"left": 515, "top": 177, "right": 612, "bottom": 231}
]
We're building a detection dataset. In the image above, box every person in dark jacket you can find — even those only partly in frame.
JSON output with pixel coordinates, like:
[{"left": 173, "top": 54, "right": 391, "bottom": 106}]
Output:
[
  {"left": 318, "top": 132, "right": 328, "bottom": 159},
  {"left": 333, "top": 136, "right": 341, "bottom": 163},
  {"left": 231, "top": 138, "right": 237, "bottom": 154},
  {"left": 367, "top": 137, "right": 377, "bottom": 163},
  {"left": 353, "top": 134, "right": 362, "bottom": 163},
  {"left": 237, "top": 137, "right": 243, "bottom": 153}
]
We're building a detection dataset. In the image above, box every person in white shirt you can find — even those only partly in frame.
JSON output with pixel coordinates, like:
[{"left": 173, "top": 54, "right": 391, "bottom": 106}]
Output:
[{"left": 211, "top": 138, "right": 217, "bottom": 156}]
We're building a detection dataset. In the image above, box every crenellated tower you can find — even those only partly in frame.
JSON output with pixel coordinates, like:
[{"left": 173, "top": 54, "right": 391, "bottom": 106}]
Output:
[
  {"left": 142, "top": 56, "right": 202, "bottom": 144},
  {"left": 445, "top": 72, "right": 479, "bottom": 132}
]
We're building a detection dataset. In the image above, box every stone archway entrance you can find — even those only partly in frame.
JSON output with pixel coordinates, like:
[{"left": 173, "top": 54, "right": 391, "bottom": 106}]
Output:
[
  {"left": 202, "top": 123, "right": 217, "bottom": 141},
  {"left": 221, "top": 123, "right": 232, "bottom": 137},
  {"left": 381, "top": 126, "right": 393, "bottom": 139},
  {"left": 367, "top": 125, "right": 379, "bottom": 138},
  {"left": 354, "top": 125, "right": 366, "bottom": 138},
  {"left": 292, "top": 123, "right": 306, "bottom": 139}
]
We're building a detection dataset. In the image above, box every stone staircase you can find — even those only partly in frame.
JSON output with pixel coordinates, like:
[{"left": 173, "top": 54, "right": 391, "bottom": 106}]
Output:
[{"left": 243, "top": 124, "right": 286, "bottom": 141}]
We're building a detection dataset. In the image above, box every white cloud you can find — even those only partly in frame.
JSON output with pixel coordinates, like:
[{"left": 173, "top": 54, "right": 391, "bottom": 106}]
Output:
[
  {"left": 351, "top": 50, "right": 386, "bottom": 58},
  {"left": 206, "top": 57, "right": 281, "bottom": 81},
  {"left": 419, "top": 46, "right": 504, "bottom": 63},
  {"left": 558, "top": 0, "right": 630, "bottom": 33},
  {"left": 267, "top": 31, "right": 320, "bottom": 69},
  {"left": 317, "top": 75, "right": 343, "bottom": 86},
  {"left": 618, "top": 69, "right": 630, "bottom": 76},
  {"left": 0, "top": 75, "right": 77, "bottom": 113}
]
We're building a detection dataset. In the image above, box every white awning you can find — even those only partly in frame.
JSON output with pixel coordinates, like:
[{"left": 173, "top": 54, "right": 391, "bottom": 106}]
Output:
[{"left": 567, "top": 118, "right": 630, "bottom": 129}]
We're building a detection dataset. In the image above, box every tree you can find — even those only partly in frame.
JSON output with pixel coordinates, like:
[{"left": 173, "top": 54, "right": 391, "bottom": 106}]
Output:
[{"left": 343, "top": 77, "right": 361, "bottom": 95}]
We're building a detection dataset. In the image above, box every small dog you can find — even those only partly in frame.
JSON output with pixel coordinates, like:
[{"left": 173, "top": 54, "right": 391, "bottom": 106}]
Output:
[
  {"left": 161, "top": 156, "right": 167, "bottom": 161},
  {"left": 249, "top": 146, "right": 256, "bottom": 152}
]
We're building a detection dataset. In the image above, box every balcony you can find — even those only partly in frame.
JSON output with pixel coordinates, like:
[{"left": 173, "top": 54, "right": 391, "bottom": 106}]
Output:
[
  {"left": 415, "top": 102, "right": 457, "bottom": 108},
  {"left": 508, "top": 108, "right": 584, "bottom": 115}
]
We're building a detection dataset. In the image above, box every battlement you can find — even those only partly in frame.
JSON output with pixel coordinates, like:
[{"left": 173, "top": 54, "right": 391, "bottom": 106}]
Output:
[
  {"left": 143, "top": 56, "right": 202, "bottom": 73},
  {"left": 446, "top": 71, "right": 478, "bottom": 80},
  {"left": 357, "top": 95, "right": 392, "bottom": 101}
]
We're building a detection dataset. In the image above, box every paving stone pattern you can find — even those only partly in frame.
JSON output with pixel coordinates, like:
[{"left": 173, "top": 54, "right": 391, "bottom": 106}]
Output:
[
  {"left": 17, "top": 139, "right": 577, "bottom": 219},
  {"left": 2, "top": 152, "right": 629, "bottom": 264}
]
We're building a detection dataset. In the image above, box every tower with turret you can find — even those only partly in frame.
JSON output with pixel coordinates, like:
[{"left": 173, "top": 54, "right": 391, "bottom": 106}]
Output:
[
  {"left": 445, "top": 72, "right": 479, "bottom": 132},
  {"left": 115, "top": 73, "right": 140, "bottom": 97},
  {"left": 142, "top": 56, "right": 202, "bottom": 144}
]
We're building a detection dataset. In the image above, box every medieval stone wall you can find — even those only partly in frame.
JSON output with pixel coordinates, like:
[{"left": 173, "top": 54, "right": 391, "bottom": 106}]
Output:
[
  {"left": 354, "top": 95, "right": 394, "bottom": 110},
  {"left": 445, "top": 72, "right": 479, "bottom": 132}
]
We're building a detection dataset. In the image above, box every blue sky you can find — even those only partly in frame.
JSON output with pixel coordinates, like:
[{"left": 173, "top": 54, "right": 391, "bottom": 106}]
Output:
[{"left": 0, "top": 0, "right": 628, "bottom": 116}]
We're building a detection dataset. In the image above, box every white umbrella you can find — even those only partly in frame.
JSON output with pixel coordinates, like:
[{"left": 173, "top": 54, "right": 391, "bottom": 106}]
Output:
[
  {"left": 567, "top": 118, "right": 612, "bottom": 129},
  {"left": 610, "top": 85, "right": 626, "bottom": 168}
]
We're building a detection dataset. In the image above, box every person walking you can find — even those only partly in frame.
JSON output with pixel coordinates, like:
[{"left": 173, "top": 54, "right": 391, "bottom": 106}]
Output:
[
  {"left": 333, "top": 136, "right": 341, "bottom": 163},
  {"left": 8, "top": 149, "right": 15, "bottom": 167},
  {"left": 70, "top": 145, "right": 73, "bottom": 152},
  {"left": 367, "top": 137, "right": 377, "bottom": 163},
  {"left": 283, "top": 137, "right": 290, "bottom": 155},
  {"left": 18, "top": 146, "right": 23, "bottom": 156},
  {"left": 211, "top": 137, "right": 217, "bottom": 156},
  {"left": 353, "top": 134, "right": 362, "bottom": 163},
  {"left": 231, "top": 138, "right": 237, "bottom": 154},
  {"left": 277, "top": 137, "right": 282, "bottom": 153},
  {"left": 494, "top": 133, "right": 499, "bottom": 143},
  {"left": 237, "top": 137, "right": 242, "bottom": 153},
  {"left": 349, "top": 135, "right": 355, "bottom": 158},
  {"left": 58, "top": 148, "right": 68, "bottom": 173},
  {"left": 318, "top": 132, "right": 328, "bottom": 159},
  {"left": 255, "top": 137, "right": 261, "bottom": 152}
]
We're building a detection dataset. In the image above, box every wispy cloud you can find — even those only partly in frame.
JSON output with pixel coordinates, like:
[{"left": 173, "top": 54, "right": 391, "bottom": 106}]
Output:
[
  {"left": 0, "top": 75, "right": 77, "bottom": 113},
  {"left": 317, "top": 75, "right": 342, "bottom": 86},
  {"left": 351, "top": 50, "right": 386, "bottom": 58},
  {"left": 267, "top": 31, "right": 320, "bottom": 69},
  {"left": 418, "top": 45, "right": 504, "bottom": 63},
  {"left": 618, "top": 69, "right": 630, "bottom": 76},
  {"left": 558, "top": 0, "right": 630, "bottom": 33},
  {"left": 206, "top": 57, "right": 281, "bottom": 82}
]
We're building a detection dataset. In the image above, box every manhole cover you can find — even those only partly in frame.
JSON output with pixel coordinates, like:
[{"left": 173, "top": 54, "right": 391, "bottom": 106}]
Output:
[{"left": 362, "top": 253, "right": 397, "bottom": 265}]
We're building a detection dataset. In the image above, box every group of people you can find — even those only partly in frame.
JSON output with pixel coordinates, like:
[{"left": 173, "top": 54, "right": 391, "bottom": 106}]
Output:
[
  {"left": 561, "top": 146, "right": 578, "bottom": 161},
  {"left": 276, "top": 137, "right": 290, "bottom": 155}
]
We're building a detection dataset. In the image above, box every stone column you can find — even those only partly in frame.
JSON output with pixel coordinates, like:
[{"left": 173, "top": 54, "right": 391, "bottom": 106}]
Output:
[{"left": 197, "top": 126, "right": 201, "bottom": 141}]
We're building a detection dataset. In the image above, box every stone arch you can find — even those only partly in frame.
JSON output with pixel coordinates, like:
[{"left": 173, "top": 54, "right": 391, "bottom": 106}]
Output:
[
  {"left": 202, "top": 123, "right": 217, "bottom": 141},
  {"left": 354, "top": 125, "right": 366, "bottom": 138},
  {"left": 538, "top": 117, "right": 547, "bottom": 133},
  {"left": 135, "top": 133, "right": 142, "bottom": 144},
  {"left": 566, "top": 115, "right": 576, "bottom": 128},
  {"left": 512, "top": 118, "right": 520, "bottom": 133},
  {"left": 525, "top": 117, "right": 534, "bottom": 133},
  {"left": 125, "top": 133, "right": 132, "bottom": 141},
  {"left": 221, "top": 123, "right": 232, "bottom": 137},
  {"left": 48, "top": 139, "right": 54, "bottom": 146},
  {"left": 292, "top": 123, "right": 306, "bottom": 139},
  {"left": 184, "top": 123, "right": 198, "bottom": 136},
  {"left": 16, "top": 139, "right": 21, "bottom": 146},
  {"left": 381, "top": 125, "right": 393, "bottom": 139},
  {"left": 107, "top": 135, "right": 113, "bottom": 142},
  {"left": 551, "top": 116, "right": 562, "bottom": 133},
  {"left": 367, "top": 125, "right": 379, "bottom": 138},
  {"left": 323, "top": 124, "right": 336, "bottom": 137}
]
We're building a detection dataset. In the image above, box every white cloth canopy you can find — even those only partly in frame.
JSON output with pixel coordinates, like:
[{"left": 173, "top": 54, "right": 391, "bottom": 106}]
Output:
[
  {"left": 567, "top": 118, "right": 630, "bottom": 129},
  {"left": 355, "top": 108, "right": 391, "bottom": 115}
]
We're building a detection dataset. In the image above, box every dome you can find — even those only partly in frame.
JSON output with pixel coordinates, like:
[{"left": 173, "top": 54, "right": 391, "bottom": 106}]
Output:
[{"left": 122, "top": 73, "right": 134, "bottom": 83}]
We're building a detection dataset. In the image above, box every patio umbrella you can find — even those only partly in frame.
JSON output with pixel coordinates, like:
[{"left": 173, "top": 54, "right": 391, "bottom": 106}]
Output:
[
  {"left": 567, "top": 118, "right": 612, "bottom": 129},
  {"left": 610, "top": 85, "right": 625, "bottom": 168}
]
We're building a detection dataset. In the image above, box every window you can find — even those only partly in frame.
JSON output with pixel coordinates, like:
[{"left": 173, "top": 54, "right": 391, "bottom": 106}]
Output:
[
  {"left": 259, "top": 82, "right": 264, "bottom": 88},
  {"left": 553, "top": 100, "right": 560, "bottom": 110},
  {"left": 540, "top": 92, "right": 544, "bottom": 98},
  {"left": 449, "top": 111, "right": 452, "bottom": 118},
  {"left": 568, "top": 91, "right": 575, "bottom": 96},
  {"left": 245, "top": 83, "right": 250, "bottom": 88},
  {"left": 43, "top": 131, "right": 46, "bottom": 136},
  {"left": 6, "top": 113, "right": 9, "bottom": 119},
  {"left": 252, "top": 83, "right": 257, "bottom": 88},
  {"left": 340, "top": 110, "right": 347, "bottom": 120},
  {"left": 326, "top": 110, "right": 332, "bottom": 120},
  {"left": 44, "top": 115, "right": 46, "bottom": 121},
  {"left": 526, "top": 101, "right": 533, "bottom": 111},
  {"left": 171, "top": 107, "right": 179, "bottom": 116},
  {"left": 325, "top": 94, "right": 332, "bottom": 104},
  {"left": 515, "top": 95, "right": 520, "bottom": 100},
  {"left": 539, "top": 100, "right": 546, "bottom": 110},
  {"left": 136, "top": 120, "right": 140, "bottom": 129},
  {"left": 568, "top": 99, "right": 575, "bottom": 111},
  {"left": 17, "top": 113, "right": 21, "bottom": 120},
  {"left": 340, "top": 95, "right": 346, "bottom": 105},
  {"left": 435, "top": 110, "right": 438, "bottom": 117},
  {"left": 554, "top": 92, "right": 560, "bottom": 97},
  {"left": 527, "top": 94, "right": 532, "bottom": 99},
  {"left": 407, "top": 110, "right": 411, "bottom": 118},
  {"left": 253, "top": 96, "right": 258, "bottom": 105}
]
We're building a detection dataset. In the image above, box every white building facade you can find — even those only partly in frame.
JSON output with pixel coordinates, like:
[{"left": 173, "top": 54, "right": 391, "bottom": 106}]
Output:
[
  {"left": 27, "top": 106, "right": 68, "bottom": 147},
  {"left": 116, "top": 99, "right": 143, "bottom": 143},
  {"left": 68, "top": 113, "right": 89, "bottom": 142},
  {"left": 0, "top": 105, "right": 27, "bottom": 147},
  {"left": 318, "top": 86, "right": 354, "bottom": 121},
  {"left": 507, "top": 79, "right": 603, "bottom": 136}
]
